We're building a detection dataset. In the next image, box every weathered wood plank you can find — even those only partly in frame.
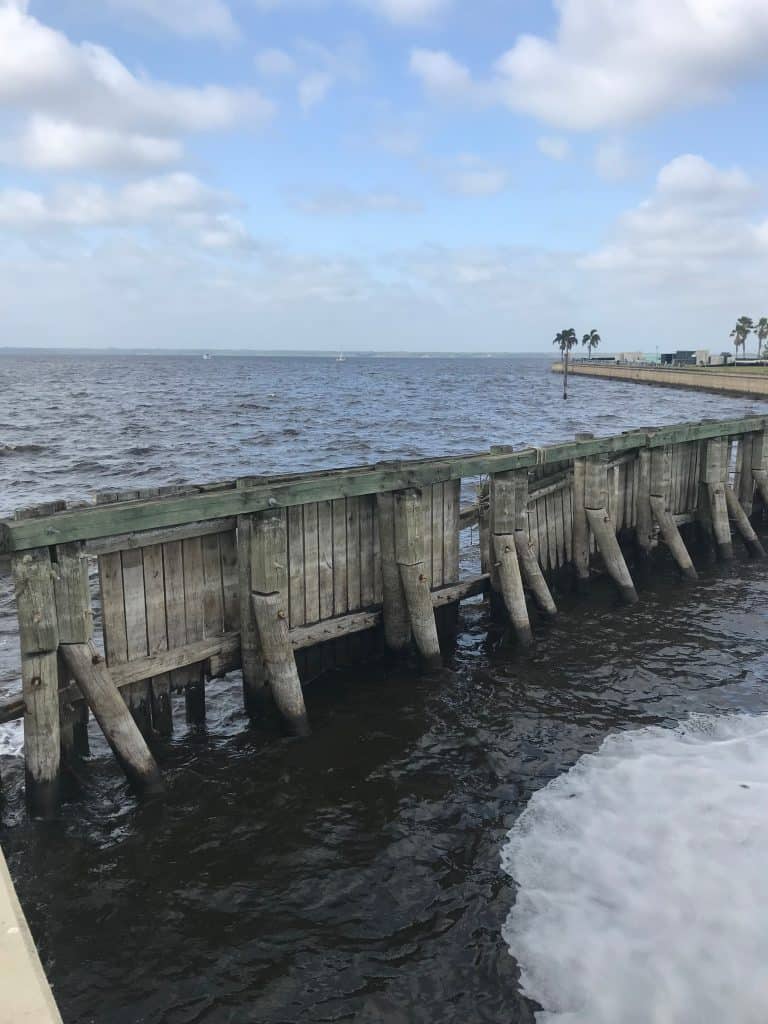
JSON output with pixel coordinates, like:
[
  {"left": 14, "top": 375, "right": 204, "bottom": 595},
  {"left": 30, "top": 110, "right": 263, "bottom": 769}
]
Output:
[
  {"left": 346, "top": 496, "right": 361, "bottom": 611},
  {"left": 98, "top": 552, "right": 128, "bottom": 667},
  {"left": 443, "top": 478, "right": 460, "bottom": 584},
  {"left": 287, "top": 505, "right": 305, "bottom": 627},
  {"left": 142, "top": 543, "right": 171, "bottom": 736}
]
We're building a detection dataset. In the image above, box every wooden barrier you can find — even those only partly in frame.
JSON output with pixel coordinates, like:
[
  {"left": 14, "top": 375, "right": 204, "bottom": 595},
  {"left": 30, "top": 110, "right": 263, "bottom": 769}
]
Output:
[{"left": 1, "top": 414, "right": 767, "bottom": 814}]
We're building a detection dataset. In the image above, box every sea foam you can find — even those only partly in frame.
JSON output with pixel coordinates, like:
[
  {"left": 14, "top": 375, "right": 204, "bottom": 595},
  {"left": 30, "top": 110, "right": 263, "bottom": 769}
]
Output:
[{"left": 501, "top": 714, "right": 768, "bottom": 1024}]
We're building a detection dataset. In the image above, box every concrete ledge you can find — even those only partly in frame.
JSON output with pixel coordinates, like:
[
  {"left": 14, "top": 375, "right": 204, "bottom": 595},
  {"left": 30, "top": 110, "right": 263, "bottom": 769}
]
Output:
[
  {"left": 553, "top": 362, "right": 768, "bottom": 398},
  {"left": 0, "top": 847, "right": 62, "bottom": 1023}
]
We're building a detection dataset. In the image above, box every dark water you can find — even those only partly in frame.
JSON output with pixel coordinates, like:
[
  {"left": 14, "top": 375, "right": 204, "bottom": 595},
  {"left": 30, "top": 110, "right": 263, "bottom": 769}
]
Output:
[{"left": 2, "top": 352, "right": 768, "bottom": 1024}]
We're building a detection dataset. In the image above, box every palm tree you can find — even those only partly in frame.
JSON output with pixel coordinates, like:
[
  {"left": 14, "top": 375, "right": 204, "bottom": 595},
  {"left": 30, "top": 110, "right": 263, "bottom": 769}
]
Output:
[
  {"left": 582, "top": 329, "right": 601, "bottom": 360},
  {"left": 730, "top": 316, "right": 754, "bottom": 360},
  {"left": 755, "top": 317, "right": 768, "bottom": 358},
  {"left": 553, "top": 327, "right": 578, "bottom": 399}
]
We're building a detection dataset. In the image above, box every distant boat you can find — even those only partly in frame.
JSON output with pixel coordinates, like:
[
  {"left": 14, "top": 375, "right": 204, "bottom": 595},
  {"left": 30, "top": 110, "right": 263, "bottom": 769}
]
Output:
[
  {"left": 203, "top": 353, "right": 212, "bottom": 360},
  {"left": 336, "top": 352, "right": 346, "bottom": 362}
]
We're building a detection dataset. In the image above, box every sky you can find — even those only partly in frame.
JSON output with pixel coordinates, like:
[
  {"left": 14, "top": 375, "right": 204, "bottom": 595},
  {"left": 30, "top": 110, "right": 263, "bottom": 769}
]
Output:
[{"left": 2, "top": 0, "right": 768, "bottom": 352}]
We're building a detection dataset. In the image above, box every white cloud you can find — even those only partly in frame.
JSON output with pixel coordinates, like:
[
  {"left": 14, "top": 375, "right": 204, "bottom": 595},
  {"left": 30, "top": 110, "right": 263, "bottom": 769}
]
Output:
[
  {"left": 293, "top": 187, "right": 419, "bottom": 215},
  {"left": 357, "top": 0, "right": 451, "bottom": 24},
  {"left": 594, "top": 139, "right": 634, "bottom": 182},
  {"left": 104, "top": 0, "right": 240, "bottom": 41},
  {"left": 298, "top": 71, "right": 333, "bottom": 110},
  {"left": 254, "top": 48, "right": 297, "bottom": 76},
  {"left": 585, "top": 155, "right": 764, "bottom": 278},
  {"left": 5, "top": 115, "right": 183, "bottom": 171},
  {"left": 0, "top": 4, "right": 272, "bottom": 135},
  {"left": 0, "top": 172, "right": 254, "bottom": 251},
  {"left": 440, "top": 154, "right": 509, "bottom": 196},
  {"left": 411, "top": 0, "right": 768, "bottom": 131},
  {"left": 537, "top": 136, "right": 571, "bottom": 161}
]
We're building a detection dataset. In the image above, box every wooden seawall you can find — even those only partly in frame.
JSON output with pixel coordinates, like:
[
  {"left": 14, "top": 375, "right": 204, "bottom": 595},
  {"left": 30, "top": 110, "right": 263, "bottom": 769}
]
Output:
[
  {"left": 553, "top": 360, "right": 768, "bottom": 398},
  {"left": 1, "top": 415, "right": 767, "bottom": 816}
]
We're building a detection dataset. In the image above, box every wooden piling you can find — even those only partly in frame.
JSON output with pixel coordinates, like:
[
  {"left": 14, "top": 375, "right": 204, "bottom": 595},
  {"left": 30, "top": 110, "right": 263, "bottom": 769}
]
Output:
[
  {"left": 703, "top": 438, "right": 733, "bottom": 561},
  {"left": 53, "top": 541, "right": 92, "bottom": 761},
  {"left": 12, "top": 547, "right": 61, "bottom": 817},
  {"left": 572, "top": 433, "right": 593, "bottom": 589},
  {"left": 514, "top": 531, "right": 557, "bottom": 616},
  {"left": 491, "top": 470, "right": 534, "bottom": 643},
  {"left": 393, "top": 488, "right": 442, "bottom": 669},
  {"left": 375, "top": 489, "right": 411, "bottom": 653},
  {"left": 584, "top": 455, "right": 638, "bottom": 604},
  {"left": 251, "top": 591, "right": 310, "bottom": 736},
  {"left": 59, "top": 642, "right": 163, "bottom": 796},
  {"left": 724, "top": 485, "right": 766, "bottom": 558},
  {"left": 635, "top": 447, "right": 653, "bottom": 559},
  {"left": 649, "top": 446, "right": 697, "bottom": 580}
]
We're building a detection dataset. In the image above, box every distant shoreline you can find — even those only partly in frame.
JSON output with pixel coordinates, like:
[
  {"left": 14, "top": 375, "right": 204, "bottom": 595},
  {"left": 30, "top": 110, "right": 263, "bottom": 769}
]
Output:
[{"left": 0, "top": 348, "right": 547, "bottom": 359}]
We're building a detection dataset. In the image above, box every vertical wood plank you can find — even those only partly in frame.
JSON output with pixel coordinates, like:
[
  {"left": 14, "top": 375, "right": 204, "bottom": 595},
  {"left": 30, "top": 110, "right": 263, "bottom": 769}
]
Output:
[
  {"left": 98, "top": 552, "right": 127, "bottom": 667},
  {"left": 430, "top": 483, "right": 444, "bottom": 586},
  {"left": 303, "top": 503, "right": 321, "bottom": 624},
  {"left": 201, "top": 532, "right": 225, "bottom": 638},
  {"left": 143, "top": 542, "right": 172, "bottom": 736},
  {"left": 346, "top": 496, "right": 361, "bottom": 611},
  {"left": 359, "top": 497, "right": 375, "bottom": 607},
  {"left": 181, "top": 536, "right": 205, "bottom": 723},
  {"left": 287, "top": 505, "right": 305, "bottom": 627},
  {"left": 121, "top": 547, "right": 151, "bottom": 734},
  {"left": 443, "top": 478, "right": 460, "bottom": 584},
  {"left": 332, "top": 498, "right": 348, "bottom": 616},
  {"left": 317, "top": 500, "right": 334, "bottom": 620},
  {"left": 219, "top": 529, "right": 239, "bottom": 632}
]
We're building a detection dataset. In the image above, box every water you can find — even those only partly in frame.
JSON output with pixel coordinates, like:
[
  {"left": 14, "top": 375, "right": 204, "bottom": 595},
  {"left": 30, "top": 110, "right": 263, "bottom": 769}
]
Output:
[{"left": 2, "top": 352, "right": 768, "bottom": 1023}]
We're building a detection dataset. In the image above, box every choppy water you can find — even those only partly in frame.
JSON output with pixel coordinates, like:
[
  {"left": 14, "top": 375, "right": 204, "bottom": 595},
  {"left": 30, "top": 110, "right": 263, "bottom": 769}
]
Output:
[{"left": 2, "top": 352, "right": 768, "bottom": 1024}]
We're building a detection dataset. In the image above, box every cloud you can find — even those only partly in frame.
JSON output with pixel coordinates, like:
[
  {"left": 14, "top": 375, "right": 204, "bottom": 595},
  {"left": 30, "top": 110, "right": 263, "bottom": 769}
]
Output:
[
  {"left": 0, "top": 4, "right": 272, "bottom": 135},
  {"left": 411, "top": 0, "right": 768, "bottom": 131},
  {"left": 254, "top": 48, "right": 297, "bottom": 76},
  {"left": 292, "top": 187, "right": 420, "bottom": 215},
  {"left": 4, "top": 115, "right": 183, "bottom": 171},
  {"left": 537, "top": 136, "right": 571, "bottom": 161},
  {"left": 104, "top": 0, "right": 240, "bottom": 42},
  {"left": 0, "top": 172, "right": 254, "bottom": 251},
  {"left": 298, "top": 71, "right": 333, "bottom": 110},
  {"left": 584, "top": 155, "right": 763, "bottom": 279},
  {"left": 357, "top": 0, "right": 451, "bottom": 23},
  {"left": 440, "top": 154, "right": 509, "bottom": 196},
  {"left": 594, "top": 139, "right": 634, "bottom": 182}
]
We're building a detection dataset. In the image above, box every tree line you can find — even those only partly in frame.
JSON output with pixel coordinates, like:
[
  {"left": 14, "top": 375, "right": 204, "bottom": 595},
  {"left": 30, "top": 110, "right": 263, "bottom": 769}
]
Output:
[{"left": 729, "top": 317, "right": 768, "bottom": 359}]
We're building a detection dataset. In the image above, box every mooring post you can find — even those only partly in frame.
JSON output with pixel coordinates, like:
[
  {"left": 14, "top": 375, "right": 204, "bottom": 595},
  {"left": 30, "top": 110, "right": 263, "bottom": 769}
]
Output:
[
  {"left": 375, "top": 486, "right": 411, "bottom": 653},
  {"left": 703, "top": 437, "right": 733, "bottom": 561},
  {"left": 584, "top": 454, "right": 638, "bottom": 604},
  {"left": 490, "top": 470, "right": 534, "bottom": 644},
  {"left": 737, "top": 432, "right": 755, "bottom": 517},
  {"left": 572, "top": 433, "right": 593, "bottom": 590},
  {"left": 12, "top": 547, "right": 61, "bottom": 818},
  {"left": 507, "top": 467, "right": 557, "bottom": 616},
  {"left": 53, "top": 541, "right": 93, "bottom": 760},
  {"left": 59, "top": 642, "right": 163, "bottom": 796},
  {"left": 649, "top": 446, "right": 697, "bottom": 580},
  {"left": 250, "top": 592, "right": 310, "bottom": 736},
  {"left": 393, "top": 488, "right": 442, "bottom": 669}
]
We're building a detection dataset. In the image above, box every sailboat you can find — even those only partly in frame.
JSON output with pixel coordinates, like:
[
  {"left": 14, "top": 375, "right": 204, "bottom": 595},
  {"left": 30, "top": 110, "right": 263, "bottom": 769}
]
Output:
[{"left": 336, "top": 352, "right": 347, "bottom": 362}]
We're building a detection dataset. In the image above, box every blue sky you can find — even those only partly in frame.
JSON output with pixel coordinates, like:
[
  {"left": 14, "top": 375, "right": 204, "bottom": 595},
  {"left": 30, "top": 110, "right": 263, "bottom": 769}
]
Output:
[{"left": 2, "top": 0, "right": 768, "bottom": 351}]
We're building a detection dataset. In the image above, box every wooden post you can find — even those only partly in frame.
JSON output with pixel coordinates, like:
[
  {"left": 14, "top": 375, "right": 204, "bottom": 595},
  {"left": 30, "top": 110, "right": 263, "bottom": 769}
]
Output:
[
  {"left": 12, "top": 547, "right": 61, "bottom": 818},
  {"left": 751, "top": 430, "right": 768, "bottom": 520},
  {"left": 491, "top": 469, "right": 535, "bottom": 643},
  {"left": 251, "top": 592, "right": 310, "bottom": 736},
  {"left": 724, "top": 485, "right": 766, "bottom": 557},
  {"left": 649, "top": 447, "right": 697, "bottom": 580},
  {"left": 60, "top": 642, "right": 163, "bottom": 796},
  {"left": 237, "top": 509, "right": 261, "bottom": 714},
  {"left": 636, "top": 447, "right": 654, "bottom": 560},
  {"left": 584, "top": 455, "right": 638, "bottom": 604},
  {"left": 572, "top": 433, "right": 593, "bottom": 590},
  {"left": 53, "top": 541, "right": 92, "bottom": 761},
  {"left": 514, "top": 532, "right": 557, "bottom": 616},
  {"left": 245, "top": 507, "right": 289, "bottom": 713},
  {"left": 738, "top": 433, "right": 755, "bottom": 516},
  {"left": 375, "top": 489, "right": 411, "bottom": 653},
  {"left": 393, "top": 488, "right": 442, "bottom": 669},
  {"left": 703, "top": 438, "right": 733, "bottom": 560}
]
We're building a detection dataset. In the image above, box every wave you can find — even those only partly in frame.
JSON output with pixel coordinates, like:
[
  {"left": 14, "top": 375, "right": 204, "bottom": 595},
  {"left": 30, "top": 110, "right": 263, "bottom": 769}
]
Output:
[
  {"left": 501, "top": 713, "right": 768, "bottom": 1024},
  {"left": 0, "top": 442, "right": 46, "bottom": 456}
]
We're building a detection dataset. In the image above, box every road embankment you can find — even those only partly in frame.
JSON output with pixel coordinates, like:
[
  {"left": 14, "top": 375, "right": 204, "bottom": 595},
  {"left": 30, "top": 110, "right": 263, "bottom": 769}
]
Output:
[{"left": 552, "top": 362, "right": 768, "bottom": 398}]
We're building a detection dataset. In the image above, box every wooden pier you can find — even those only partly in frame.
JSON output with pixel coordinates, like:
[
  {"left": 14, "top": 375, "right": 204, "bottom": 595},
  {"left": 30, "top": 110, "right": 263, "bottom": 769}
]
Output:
[{"left": 1, "top": 414, "right": 767, "bottom": 816}]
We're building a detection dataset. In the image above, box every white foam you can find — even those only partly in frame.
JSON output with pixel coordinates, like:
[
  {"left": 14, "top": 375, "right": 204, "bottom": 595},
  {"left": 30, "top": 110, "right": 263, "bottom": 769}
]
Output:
[
  {"left": 0, "top": 720, "right": 23, "bottom": 759},
  {"left": 501, "top": 714, "right": 768, "bottom": 1024}
]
